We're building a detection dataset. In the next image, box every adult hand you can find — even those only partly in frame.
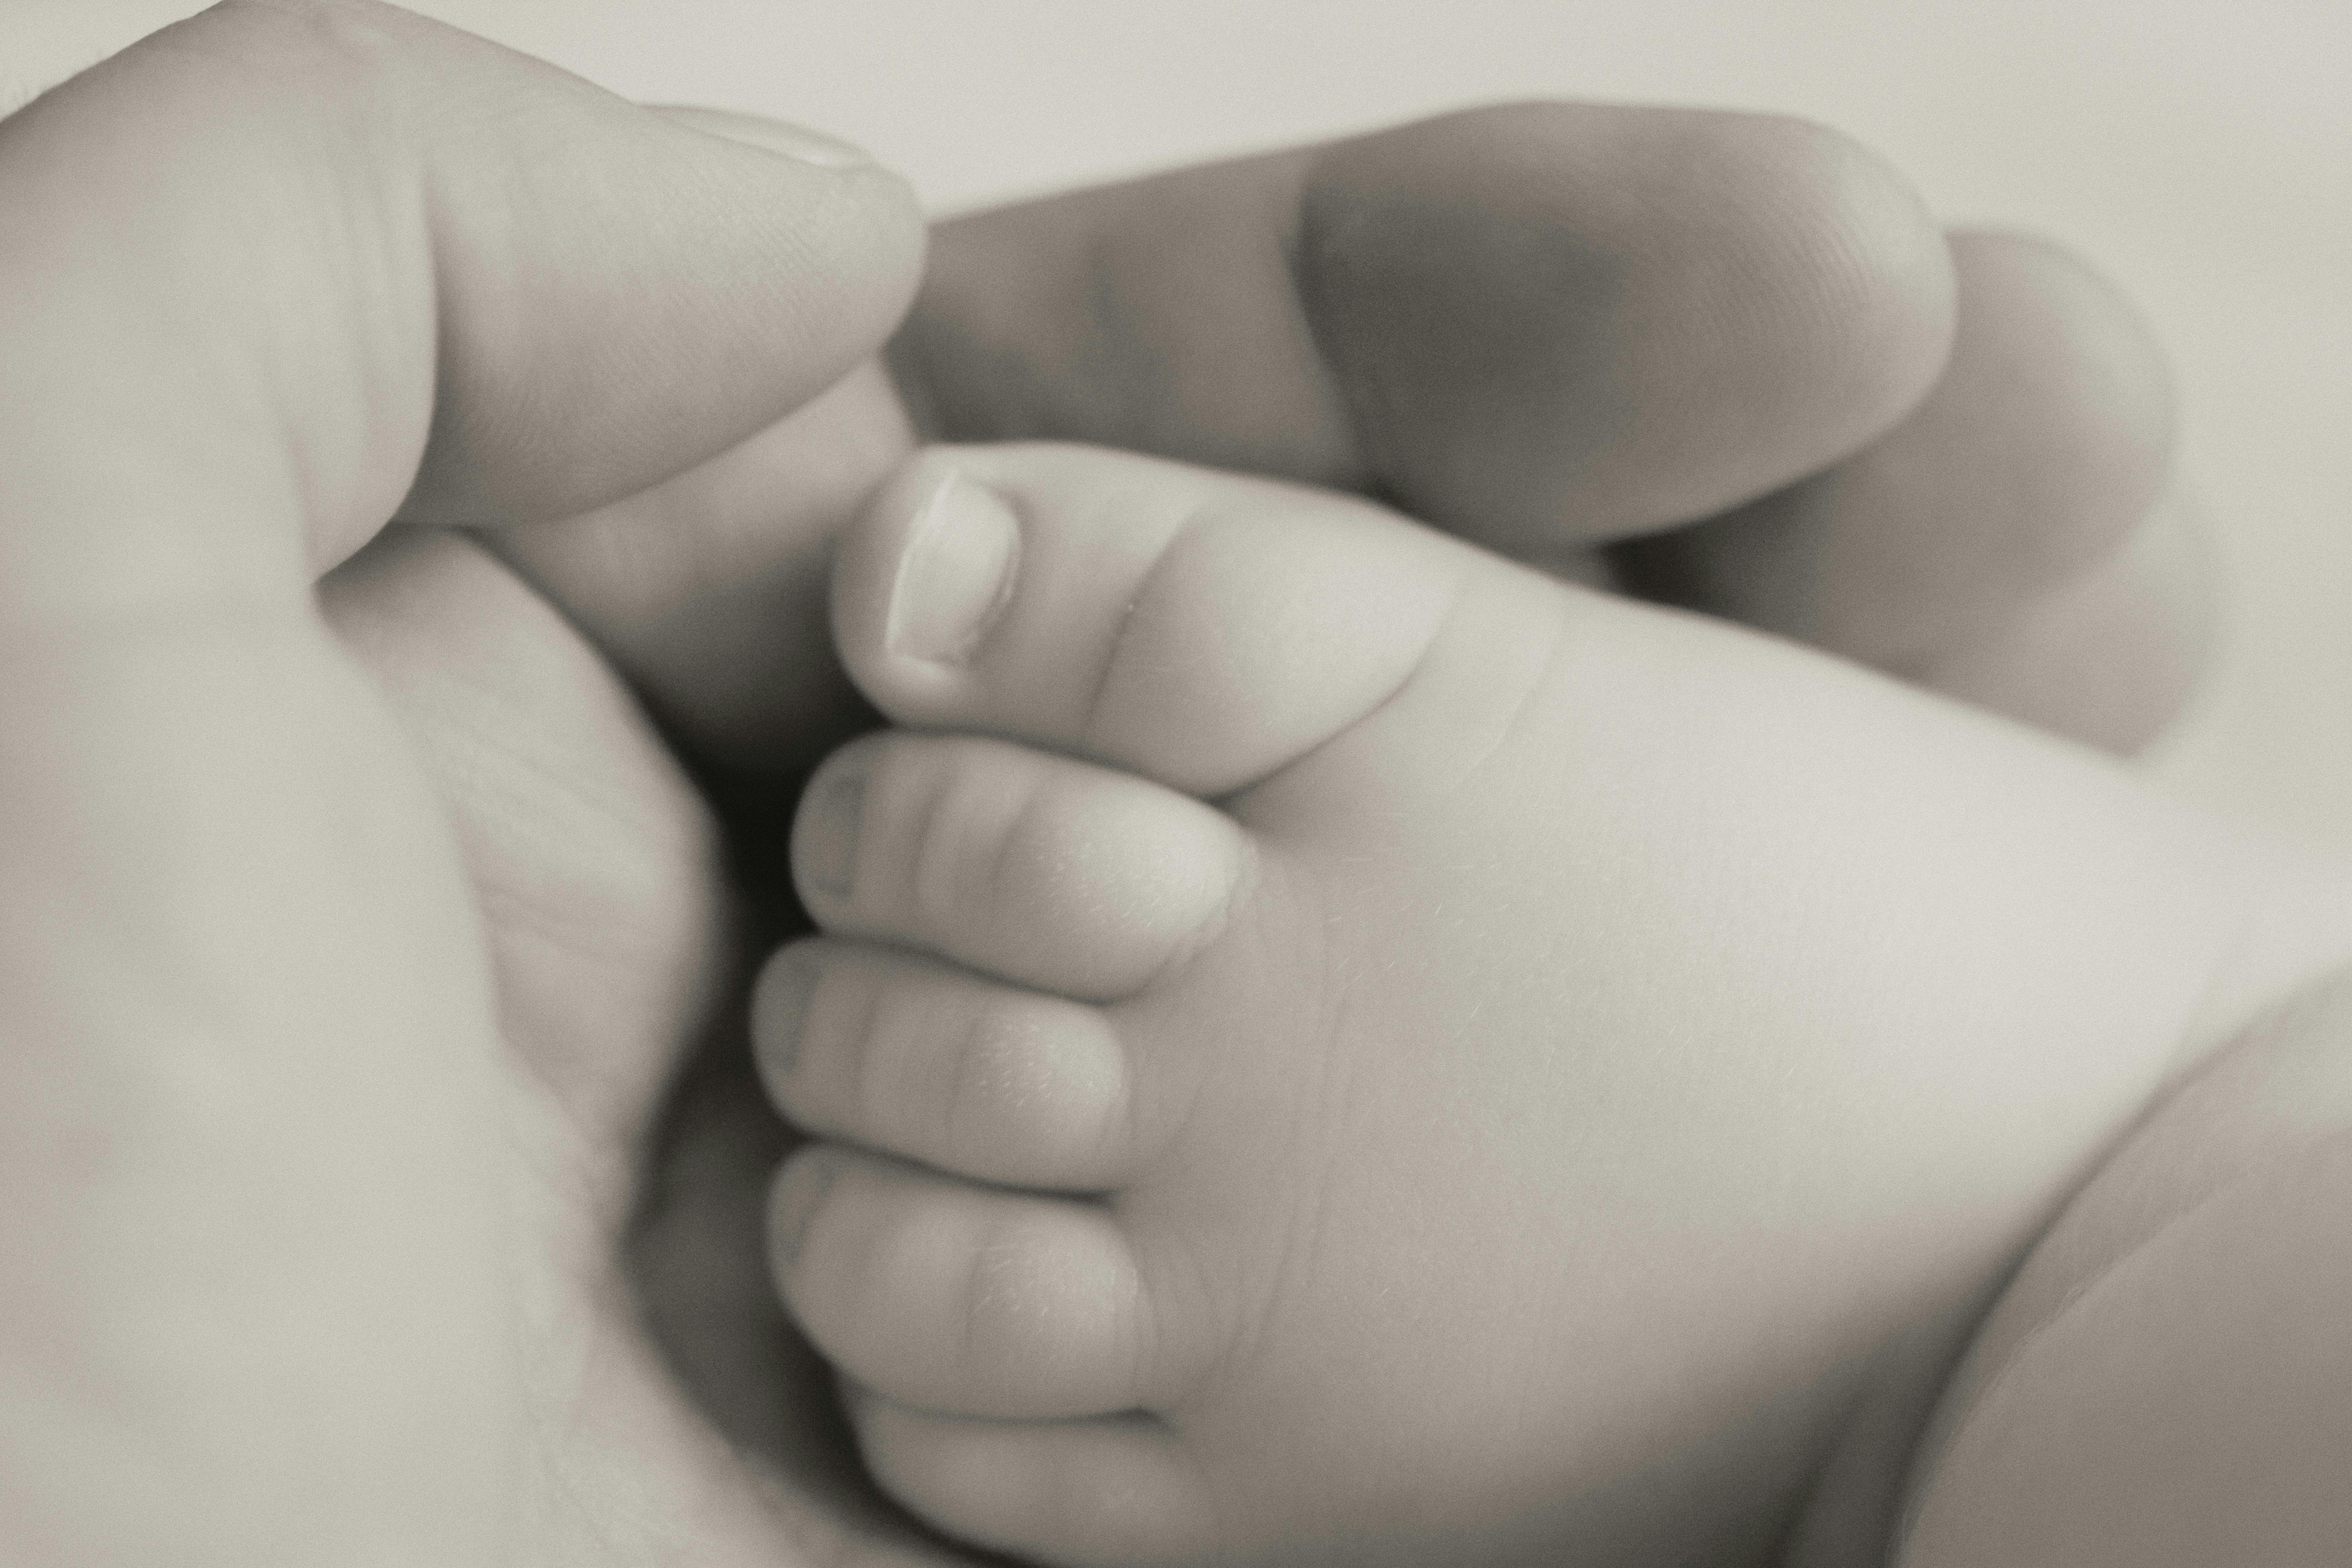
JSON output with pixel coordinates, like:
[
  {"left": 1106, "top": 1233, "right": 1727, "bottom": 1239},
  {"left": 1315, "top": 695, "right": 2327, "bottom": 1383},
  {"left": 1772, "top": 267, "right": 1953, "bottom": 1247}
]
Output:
[
  {"left": 505, "top": 105, "right": 2200, "bottom": 781},
  {"left": 0, "top": 4, "right": 939, "bottom": 1563},
  {"left": 0, "top": 6, "right": 2208, "bottom": 1568}
]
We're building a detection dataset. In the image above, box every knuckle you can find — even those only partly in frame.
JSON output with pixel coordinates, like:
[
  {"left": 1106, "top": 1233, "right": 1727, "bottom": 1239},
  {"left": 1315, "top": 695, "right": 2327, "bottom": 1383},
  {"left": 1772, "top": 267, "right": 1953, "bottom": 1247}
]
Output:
[
  {"left": 975, "top": 771, "right": 1061, "bottom": 911},
  {"left": 901, "top": 746, "right": 996, "bottom": 929},
  {"left": 209, "top": 0, "right": 412, "bottom": 100}
]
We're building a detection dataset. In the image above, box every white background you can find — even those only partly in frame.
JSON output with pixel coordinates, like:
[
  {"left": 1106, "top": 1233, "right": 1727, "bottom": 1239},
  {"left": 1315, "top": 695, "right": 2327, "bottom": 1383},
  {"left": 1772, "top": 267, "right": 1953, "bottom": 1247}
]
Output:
[{"left": 17, "top": 0, "right": 2352, "bottom": 849}]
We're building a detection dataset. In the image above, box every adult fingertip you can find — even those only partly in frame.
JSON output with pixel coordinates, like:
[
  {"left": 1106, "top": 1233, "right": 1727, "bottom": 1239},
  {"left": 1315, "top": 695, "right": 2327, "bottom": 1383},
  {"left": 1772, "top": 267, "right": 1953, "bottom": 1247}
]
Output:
[
  {"left": 397, "top": 71, "right": 927, "bottom": 528},
  {"left": 1725, "top": 113, "right": 1959, "bottom": 479},
  {"left": 1298, "top": 102, "right": 1957, "bottom": 543},
  {"left": 651, "top": 103, "right": 929, "bottom": 375},
  {"left": 1614, "top": 222, "right": 2181, "bottom": 696},
  {"left": 1944, "top": 228, "right": 2179, "bottom": 568}
]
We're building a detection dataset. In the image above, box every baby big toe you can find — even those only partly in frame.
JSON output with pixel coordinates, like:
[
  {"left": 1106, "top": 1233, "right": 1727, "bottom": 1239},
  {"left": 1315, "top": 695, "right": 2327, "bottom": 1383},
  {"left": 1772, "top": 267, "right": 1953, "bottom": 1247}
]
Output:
[
  {"left": 754, "top": 941, "right": 1145, "bottom": 1191},
  {"left": 850, "top": 1395, "right": 1216, "bottom": 1568},
  {"left": 792, "top": 730, "right": 1248, "bottom": 1002},
  {"left": 831, "top": 443, "right": 1468, "bottom": 796},
  {"left": 770, "top": 1145, "right": 1161, "bottom": 1422}
]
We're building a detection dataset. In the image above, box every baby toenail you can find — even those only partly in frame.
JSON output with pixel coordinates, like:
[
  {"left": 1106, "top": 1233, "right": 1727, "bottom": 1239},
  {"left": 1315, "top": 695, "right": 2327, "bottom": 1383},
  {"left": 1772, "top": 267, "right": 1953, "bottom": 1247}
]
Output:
[
  {"left": 885, "top": 470, "right": 1021, "bottom": 664},
  {"left": 753, "top": 950, "right": 819, "bottom": 1093},
  {"left": 800, "top": 769, "right": 865, "bottom": 899},
  {"left": 771, "top": 1155, "right": 838, "bottom": 1271}
]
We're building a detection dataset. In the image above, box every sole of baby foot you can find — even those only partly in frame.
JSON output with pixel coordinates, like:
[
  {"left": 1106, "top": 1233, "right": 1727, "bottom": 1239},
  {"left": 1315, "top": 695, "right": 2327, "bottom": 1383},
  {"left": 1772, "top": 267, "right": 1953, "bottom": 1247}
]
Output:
[{"left": 764, "top": 441, "right": 2271, "bottom": 1568}]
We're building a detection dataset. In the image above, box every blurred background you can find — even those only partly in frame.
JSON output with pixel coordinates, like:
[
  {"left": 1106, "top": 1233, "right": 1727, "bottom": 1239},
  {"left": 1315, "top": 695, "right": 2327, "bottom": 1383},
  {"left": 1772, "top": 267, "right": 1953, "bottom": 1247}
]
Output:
[{"left": 16, "top": 0, "right": 2352, "bottom": 849}]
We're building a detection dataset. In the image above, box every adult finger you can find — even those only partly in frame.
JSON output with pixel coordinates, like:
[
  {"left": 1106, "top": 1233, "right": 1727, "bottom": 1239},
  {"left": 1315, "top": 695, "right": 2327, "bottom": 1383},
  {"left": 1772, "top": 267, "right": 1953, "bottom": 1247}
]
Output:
[
  {"left": 0, "top": 0, "right": 923, "bottom": 615},
  {"left": 500, "top": 98, "right": 1956, "bottom": 774},
  {"left": 892, "top": 100, "right": 1956, "bottom": 548},
  {"left": 1613, "top": 231, "right": 2202, "bottom": 749},
  {"left": 0, "top": 2, "right": 918, "bottom": 1558},
  {"left": 488, "top": 358, "right": 912, "bottom": 776},
  {"left": 1911, "top": 486, "right": 2214, "bottom": 755}
]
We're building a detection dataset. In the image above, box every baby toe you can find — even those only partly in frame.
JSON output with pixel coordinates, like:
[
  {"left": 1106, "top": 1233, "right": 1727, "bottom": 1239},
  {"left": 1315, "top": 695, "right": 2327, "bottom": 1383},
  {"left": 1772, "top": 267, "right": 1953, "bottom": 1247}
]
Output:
[
  {"left": 770, "top": 1146, "right": 1161, "bottom": 1422},
  {"left": 754, "top": 940, "right": 1147, "bottom": 1191},
  {"left": 849, "top": 1394, "right": 1216, "bottom": 1568},
  {"left": 791, "top": 730, "right": 1248, "bottom": 1001},
  {"left": 831, "top": 443, "right": 1466, "bottom": 796}
]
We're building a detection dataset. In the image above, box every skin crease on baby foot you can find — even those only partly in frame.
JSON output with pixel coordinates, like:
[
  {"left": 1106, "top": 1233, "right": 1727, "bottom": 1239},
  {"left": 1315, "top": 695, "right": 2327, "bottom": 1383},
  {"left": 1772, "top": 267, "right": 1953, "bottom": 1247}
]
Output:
[{"left": 750, "top": 444, "right": 2350, "bottom": 1568}]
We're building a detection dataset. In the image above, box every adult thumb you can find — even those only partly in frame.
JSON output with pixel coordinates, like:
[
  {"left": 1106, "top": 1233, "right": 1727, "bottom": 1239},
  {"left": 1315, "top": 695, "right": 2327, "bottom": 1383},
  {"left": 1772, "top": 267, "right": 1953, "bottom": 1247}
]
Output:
[{"left": 0, "top": 0, "right": 925, "bottom": 602}]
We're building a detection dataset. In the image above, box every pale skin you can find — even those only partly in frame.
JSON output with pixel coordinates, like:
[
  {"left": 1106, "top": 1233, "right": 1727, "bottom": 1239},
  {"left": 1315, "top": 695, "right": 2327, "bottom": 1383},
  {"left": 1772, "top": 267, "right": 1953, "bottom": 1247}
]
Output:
[
  {"left": 760, "top": 445, "right": 2352, "bottom": 1568},
  {"left": 495, "top": 105, "right": 2207, "bottom": 779},
  {"left": 0, "top": 3, "right": 2329, "bottom": 1567}
]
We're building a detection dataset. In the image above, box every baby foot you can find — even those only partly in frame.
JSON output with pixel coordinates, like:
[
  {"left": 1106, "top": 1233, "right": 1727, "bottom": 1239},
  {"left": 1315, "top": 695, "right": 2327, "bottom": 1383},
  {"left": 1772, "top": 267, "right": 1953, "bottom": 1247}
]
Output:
[{"left": 755, "top": 444, "right": 2278, "bottom": 1567}]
